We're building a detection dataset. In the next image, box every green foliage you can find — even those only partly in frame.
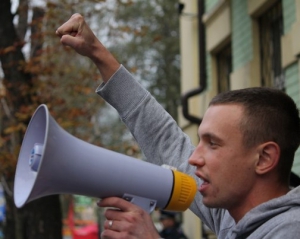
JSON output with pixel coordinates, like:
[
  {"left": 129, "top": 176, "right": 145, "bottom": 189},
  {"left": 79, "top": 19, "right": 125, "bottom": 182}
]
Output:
[
  {"left": 107, "top": 0, "right": 181, "bottom": 120},
  {"left": 0, "top": 1, "right": 180, "bottom": 237},
  {"left": 42, "top": 1, "right": 140, "bottom": 155},
  {"left": 0, "top": 0, "right": 142, "bottom": 177}
]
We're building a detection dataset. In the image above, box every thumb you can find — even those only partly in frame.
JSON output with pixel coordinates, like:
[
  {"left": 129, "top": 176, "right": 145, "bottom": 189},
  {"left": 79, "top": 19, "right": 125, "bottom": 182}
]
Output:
[{"left": 60, "top": 34, "right": 81, "bottom": 49}]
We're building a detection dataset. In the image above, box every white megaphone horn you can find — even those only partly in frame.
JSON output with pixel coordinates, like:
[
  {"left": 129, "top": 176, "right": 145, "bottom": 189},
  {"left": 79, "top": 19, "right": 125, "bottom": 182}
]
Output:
[{"left": 14, "top": 104, "right": 197, "bottom": 213}]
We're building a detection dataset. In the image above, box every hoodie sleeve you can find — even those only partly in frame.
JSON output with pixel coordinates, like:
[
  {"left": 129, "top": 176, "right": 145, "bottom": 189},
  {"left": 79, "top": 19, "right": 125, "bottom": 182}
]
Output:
[{"left": 96, "top": 65, "right": 195, "bottom": 169}]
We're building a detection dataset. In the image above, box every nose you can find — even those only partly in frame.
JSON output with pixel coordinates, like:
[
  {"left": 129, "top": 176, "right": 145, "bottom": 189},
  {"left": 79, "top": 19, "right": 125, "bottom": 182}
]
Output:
[{"left": 188, "top": 143, "right": 205, "bottom": 167}]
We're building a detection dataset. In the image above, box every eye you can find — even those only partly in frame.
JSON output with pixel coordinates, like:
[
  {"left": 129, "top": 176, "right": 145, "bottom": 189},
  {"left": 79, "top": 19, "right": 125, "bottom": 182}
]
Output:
[
  {"left": 209, "top": 140, "right": 218, "bottom": 148},
  {"left": 209, "top": 141, "right": 216, "bottom": 146},
  {"left": 200, "top": 134, "right": 220, "bottom": 148}
]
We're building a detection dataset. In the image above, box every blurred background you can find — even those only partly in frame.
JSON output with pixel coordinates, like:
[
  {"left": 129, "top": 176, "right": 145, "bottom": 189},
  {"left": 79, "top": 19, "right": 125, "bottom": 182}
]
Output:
[
  {"left": 1, "top": 0, "right": 300, "bottom": 238},
  {"left": 0, "top": 0, "right": 183, "bottom": 238}
]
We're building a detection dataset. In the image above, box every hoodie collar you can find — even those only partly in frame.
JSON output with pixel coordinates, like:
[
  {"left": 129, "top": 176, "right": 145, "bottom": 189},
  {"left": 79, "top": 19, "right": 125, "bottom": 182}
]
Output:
[{"left": 226, "top": 186, "right": 300, "bottom": 239}]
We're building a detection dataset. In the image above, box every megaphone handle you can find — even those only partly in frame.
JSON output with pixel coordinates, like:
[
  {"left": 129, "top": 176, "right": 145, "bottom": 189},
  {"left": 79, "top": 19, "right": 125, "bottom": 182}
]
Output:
[{"left": 123, "top": 193, "right": 157, "bottom": 213}]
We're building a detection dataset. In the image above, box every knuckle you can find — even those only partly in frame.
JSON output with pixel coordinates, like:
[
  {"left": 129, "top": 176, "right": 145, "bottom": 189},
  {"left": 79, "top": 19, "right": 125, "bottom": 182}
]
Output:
[
  {"left": 71, "top": 13, "right": 84, "bottom": 22},
  {"left": 72, "top": 13, "right": 81, "bottom": 18}
]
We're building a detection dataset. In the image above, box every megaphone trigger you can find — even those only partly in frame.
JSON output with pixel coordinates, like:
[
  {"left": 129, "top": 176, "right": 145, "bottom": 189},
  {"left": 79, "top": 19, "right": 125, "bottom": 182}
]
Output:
[{"left": 123, "top": 194, "right": 157, "bottom": 213}]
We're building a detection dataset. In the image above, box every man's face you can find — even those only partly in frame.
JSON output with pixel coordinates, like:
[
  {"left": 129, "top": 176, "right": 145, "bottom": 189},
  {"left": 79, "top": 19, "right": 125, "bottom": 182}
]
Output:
[
  {"left": 188, "top": 104, "right": 258, "bottom": 212},
  {"left": 160, "top": 217, "right": 175, "bottom": 229}
]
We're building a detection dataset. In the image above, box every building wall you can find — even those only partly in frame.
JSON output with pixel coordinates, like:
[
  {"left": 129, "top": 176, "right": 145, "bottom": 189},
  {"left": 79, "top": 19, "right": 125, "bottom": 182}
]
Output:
[
  {"left": 283, "top": 0, "right": 296, "bottom": 33},
  {"left": 181, "top": 0, "right": 300, "bottom": 175},
  {"left": 179, "top": 0, "right": 300, "bottom": 238},
  {"left": 178, "top": 2, "right": 203, "bottom": 238},
  {"left": 205, "top": 0, "right": 221, "bottom": 12},
  {"left": 232, "top": 0, "right": 253, "bottom": 70},
  {"left": 281, "top": 0, "right": 300, "bottom": 174}
]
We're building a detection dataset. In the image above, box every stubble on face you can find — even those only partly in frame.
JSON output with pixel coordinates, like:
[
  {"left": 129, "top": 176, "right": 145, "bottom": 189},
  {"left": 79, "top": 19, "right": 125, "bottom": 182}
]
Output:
[{"left": 192, "top": 104, "right": 257, "bottom": 211}]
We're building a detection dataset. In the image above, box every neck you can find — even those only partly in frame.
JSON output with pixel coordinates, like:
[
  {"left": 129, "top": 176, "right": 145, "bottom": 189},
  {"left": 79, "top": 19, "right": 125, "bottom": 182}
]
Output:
[{"left": 229, "top": 182, "right": 290, "bottom": 223}]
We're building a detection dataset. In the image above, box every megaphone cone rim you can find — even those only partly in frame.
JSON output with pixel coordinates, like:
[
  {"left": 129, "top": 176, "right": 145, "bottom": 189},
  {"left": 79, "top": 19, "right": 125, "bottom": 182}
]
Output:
[{"left": 14, "top": 104, "right": 49, "bottom": 208}]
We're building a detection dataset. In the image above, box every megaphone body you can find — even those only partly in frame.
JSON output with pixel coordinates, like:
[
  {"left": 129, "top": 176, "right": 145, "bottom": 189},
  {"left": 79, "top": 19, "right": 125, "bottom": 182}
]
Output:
[{"left": 14, "top": 104, "right": 197, "bottom": 213}]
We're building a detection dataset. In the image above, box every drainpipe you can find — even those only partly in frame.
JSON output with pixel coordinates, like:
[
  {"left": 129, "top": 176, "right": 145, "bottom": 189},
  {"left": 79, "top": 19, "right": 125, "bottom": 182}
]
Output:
[{"left": 181, "top": 0, "right": 206, "bottom": 125}]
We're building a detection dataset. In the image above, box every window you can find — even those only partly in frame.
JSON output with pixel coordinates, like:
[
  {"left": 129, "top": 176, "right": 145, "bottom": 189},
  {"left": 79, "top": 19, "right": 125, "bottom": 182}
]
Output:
[
  {"left": 217, "top": 43, "right": 232, "bottom": 93},
  {"left": 259, "top": 1, "right": 284, "bottom": 90}
]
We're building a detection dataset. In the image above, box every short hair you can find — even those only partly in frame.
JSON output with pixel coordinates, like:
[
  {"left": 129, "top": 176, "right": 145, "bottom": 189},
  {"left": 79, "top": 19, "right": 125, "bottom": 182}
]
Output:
[{"left": 209, "top": 87, "right": 300, "bottom": 182}]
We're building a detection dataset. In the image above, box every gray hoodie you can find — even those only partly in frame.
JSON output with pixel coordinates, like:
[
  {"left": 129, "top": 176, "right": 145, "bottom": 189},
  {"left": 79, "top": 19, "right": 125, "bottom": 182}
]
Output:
[{"left": 96, "top": 65, "right": 300, "bottom": 239}]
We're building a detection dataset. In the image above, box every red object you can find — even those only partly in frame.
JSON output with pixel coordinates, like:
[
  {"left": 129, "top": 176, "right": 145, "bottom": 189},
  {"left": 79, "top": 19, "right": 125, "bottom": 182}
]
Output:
[
  {"left": 72, "top": 224, "right": 98, "bottom": 239},
  {"left": 68, "top": 201, "right": 99, "bottom": 239}
]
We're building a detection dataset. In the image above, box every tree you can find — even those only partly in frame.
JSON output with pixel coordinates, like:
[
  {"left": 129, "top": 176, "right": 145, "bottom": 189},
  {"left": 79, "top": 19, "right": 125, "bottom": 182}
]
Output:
[
  {"left": 0, "top": 0, "right": 139, "bottom": 238},
  {"left": 0, "top": 0, "right": 179, "bottom": 237},
  {"left": 108, "top": 0, "right": 181, "bottom": 121},
  {"left": 0, "top": 0, "right": 63, "bottom": 238}
]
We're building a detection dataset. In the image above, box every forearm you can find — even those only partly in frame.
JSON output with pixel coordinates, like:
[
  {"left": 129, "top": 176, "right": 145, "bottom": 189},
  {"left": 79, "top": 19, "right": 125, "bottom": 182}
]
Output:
[
  {"left": 89, "top": 40, "right": 120, "bottom": 82},
  {"left": 96, "top": 66, "right": 195, "bottom": 168}
]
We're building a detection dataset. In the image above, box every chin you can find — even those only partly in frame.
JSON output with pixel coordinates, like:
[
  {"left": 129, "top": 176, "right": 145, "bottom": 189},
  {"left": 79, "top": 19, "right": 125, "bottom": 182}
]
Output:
[
  {"left": 202, "top": 199, "right": 215, "bottom": 208},
  {"left": 202, "top": 198, "right": 223, "bottom": 209}
]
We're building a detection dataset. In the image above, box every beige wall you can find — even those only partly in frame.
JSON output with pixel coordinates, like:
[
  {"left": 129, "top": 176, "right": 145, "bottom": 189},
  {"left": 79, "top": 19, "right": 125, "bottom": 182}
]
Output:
[
  {"left": 179, "top": 1, "right": 203, "bottom": 238},
  {"left": 280, "top": 0, "right": 300, "bottom": 69}
]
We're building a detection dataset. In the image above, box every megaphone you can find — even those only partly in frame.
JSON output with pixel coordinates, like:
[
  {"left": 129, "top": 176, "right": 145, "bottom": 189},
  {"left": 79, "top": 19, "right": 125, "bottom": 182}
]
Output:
[{"left": 14, "top": 104, "right": 197, "bottom": 213}]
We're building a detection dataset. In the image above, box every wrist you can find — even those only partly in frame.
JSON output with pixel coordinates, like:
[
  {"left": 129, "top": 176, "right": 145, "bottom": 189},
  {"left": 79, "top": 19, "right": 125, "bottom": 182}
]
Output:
[{"left": 91, "top": 43, "right": 120, "bottom": 83}]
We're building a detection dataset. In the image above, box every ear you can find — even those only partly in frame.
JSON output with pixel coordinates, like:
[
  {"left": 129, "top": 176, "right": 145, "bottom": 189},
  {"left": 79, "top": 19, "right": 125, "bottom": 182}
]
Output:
[{"left": 255, "top": 142, "right": 280, "bottom": 175}]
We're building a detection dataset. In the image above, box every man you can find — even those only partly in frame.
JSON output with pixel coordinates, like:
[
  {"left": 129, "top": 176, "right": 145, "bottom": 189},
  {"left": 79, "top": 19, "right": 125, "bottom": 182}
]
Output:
[
  {"left": 158, "top": 211, "right": 188, "bottom": 239},
  {"left": 56, "top": 14, "right": 300, "bottom": 239}
]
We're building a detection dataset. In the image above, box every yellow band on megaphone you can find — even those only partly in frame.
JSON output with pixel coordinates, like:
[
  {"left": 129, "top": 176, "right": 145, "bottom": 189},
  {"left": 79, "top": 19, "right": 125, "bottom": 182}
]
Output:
[{"left": 164, "top": 170, "right": 197, "bottom": 211}]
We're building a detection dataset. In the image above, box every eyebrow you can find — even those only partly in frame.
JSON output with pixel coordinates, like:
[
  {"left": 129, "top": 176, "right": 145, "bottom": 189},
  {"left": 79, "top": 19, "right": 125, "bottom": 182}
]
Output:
[{"left": 199, "top": 132, "right": 223, "bottom": 143}]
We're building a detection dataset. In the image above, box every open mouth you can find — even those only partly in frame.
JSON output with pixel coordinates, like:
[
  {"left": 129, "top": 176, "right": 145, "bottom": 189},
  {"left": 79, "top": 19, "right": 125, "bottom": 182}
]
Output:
[
  {"left": 195, "top": 172, "right": 209, "bottom": 182},
  {"left": 195, "top": 172, "right": 210, "bottom": 193},
  {"left": 199, "top": 180, "right": 209, "bottom": 193}
]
